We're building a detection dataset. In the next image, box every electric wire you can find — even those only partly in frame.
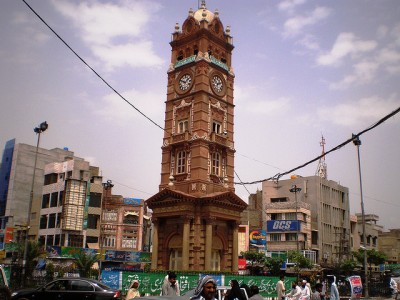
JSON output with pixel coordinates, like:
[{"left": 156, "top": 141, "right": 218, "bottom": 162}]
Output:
[
  {"left": 234, "top": 106, "right": 400, "bottom": 185},
  {"left": 22, "top": 0, "right": 166, "bottom": 133}
]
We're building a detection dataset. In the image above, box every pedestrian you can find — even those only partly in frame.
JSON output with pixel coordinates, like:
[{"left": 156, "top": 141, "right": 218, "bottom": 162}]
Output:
[
  {"left": 311, "top": 283, "right": 323, "bottom": 300},
  {"left": 328, "top": 276, "right": 339, "bottom": 300},
  {"left": 226, "top": 280, "right": 246, "bottom": 300},
  {"left": 390, "top": 276, "right": 398, "bottom": 300},
  {"left": 190, "top": 275, "right": 217, "bottom": 300},
  {"left": 161, "top": 271, "right": 180, "bottom": 296},
  {"left": 276, "top": 275, "right": 286, "bottom": 300},
  {"left": 240, "top": 283, "right": 252, "bottom": 299},
  {"left": 300, "top": 280, "right": 311, "bottom": 300},
  {"left": 321, "top": 280, "right": 327, "bottom": 300},
  {"left": 286, "top": 281, "right": 302, "bottom": 300},
  {"left": 125, "top": 280, "right": 140, "bottom": 299},
  {"left": 249, "top": 285, "right": 264, "bottom": 300}
]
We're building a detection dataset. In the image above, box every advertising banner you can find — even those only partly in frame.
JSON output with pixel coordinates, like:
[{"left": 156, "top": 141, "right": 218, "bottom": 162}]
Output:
[
  {"left": 124, "top": 198, "right": 142, "bottom": 205},
  {"left": 249, "top": 230, "right": 266, "bottom": 246},
  {"left": 267, "top": 220, "right": 300, "bottom": 232},
  {"left": 347, "top": 275, "right": 363, "bottom": 299}
]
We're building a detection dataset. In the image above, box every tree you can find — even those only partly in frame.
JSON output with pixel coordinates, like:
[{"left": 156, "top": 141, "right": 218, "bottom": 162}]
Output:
[
  {"left": 353, "top": 248, "right": 387, "bottom": 270},
  {"left": 240, "top": 251, "right": 266, "bottom": 275},
  {"left": 18, "top": 241, "right": 45, "bottom": 280},
  {"left": 75, "top": 251, "right": 98, "bottom": 278},
  {"left": 287, "top": 250, "right": 313, "bottom": 280},
  {"left": 339, "top": 259, "right": 358, "bottom": 275},
  {"left": 264, "top": 256, "right": 285, "bottom": 276}
]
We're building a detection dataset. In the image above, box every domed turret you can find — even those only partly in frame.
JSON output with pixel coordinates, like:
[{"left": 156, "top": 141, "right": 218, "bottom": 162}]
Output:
[{"left": 193, "top": 0, "right": 215, "bottom": 23}]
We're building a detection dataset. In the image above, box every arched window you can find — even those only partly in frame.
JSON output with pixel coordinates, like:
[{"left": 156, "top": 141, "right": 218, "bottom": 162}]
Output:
[
  {"left": 212, "top": 152, "right": 220, "bottom": 176},
  {"left": 176, "top": 151, "right": 186, "bottom": 174}
]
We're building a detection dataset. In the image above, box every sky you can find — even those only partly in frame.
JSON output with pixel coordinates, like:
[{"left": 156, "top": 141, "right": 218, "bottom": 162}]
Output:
[{"left": 0, "top": 0, "right": 399, "bottom": 229}]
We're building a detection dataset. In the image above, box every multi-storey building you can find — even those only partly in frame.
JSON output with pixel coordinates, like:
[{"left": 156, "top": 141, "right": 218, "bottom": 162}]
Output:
[
  {"left": 379, "top": 229, "right": 400, "bottom": 264},
  {"left": 356, "top": 213, "right": 383, "bottom": 250},
  {"left": 100, "top": 188, "right": 147, "bottom": 252},
  {"left": 38, "top": 158, "right": 103, "bottom": 248},
  {"left": 146, "top": 1, "right": 247, "bottom": 272},
  {"left": 262, "top": 175, "right": 351, "bottom": 266},
  {"left": 0, "top": 139, "right": 80, "bottom": 244}
]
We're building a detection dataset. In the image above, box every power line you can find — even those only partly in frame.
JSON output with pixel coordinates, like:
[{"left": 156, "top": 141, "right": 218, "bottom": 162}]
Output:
[
  {"left": 22, "top": 0, "right": 166, "bottom": 133},
  {"left": 234, "top": 106, "right": 400, "bottom": 185}
]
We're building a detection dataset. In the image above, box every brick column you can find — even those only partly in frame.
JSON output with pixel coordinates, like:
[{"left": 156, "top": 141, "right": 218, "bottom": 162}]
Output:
[{"left": 151, "top": 219, "right": 159, "bottom": 269}]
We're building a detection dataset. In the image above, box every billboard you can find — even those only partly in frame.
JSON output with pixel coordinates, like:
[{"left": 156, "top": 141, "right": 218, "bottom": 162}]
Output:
[
  {"left": 249, "top": 230, "right": 266, "bottom": 246},
  {"left": 267, "top": 220, "right": 300, "bottom": 232}
]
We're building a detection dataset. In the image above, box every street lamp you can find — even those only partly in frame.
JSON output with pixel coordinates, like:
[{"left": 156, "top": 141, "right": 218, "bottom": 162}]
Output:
[
  {"left": 290, "top": 185, "right": 302, "bottom": 252},
  {"left": 22, "top": 121, "right": 48, "bottom": 283},
  {"left": 352, "top": 134, "right": 369, "bottom": 298},
  {"left": 99, "top": 180, "right": 114, "bottom": 280}
]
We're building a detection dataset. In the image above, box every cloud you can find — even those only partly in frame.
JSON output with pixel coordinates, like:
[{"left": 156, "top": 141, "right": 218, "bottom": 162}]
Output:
[
  {"left": 52, "top": 0, "right": 163, "bottom": 70},
  {"left": 317, "top": 32, "right": 377, "bottom": 66},
  {"left": 329, "top": 60, "right": 379, "bottom": 90},
  {"left": 88, "top": 88, "right": 164, "bottom": 127},
  {"left": 283, "top": 7, "right": 331, "bottom": 37},
  {"left": 278, "top": 0, "right": 307, "bottom": 13},
  {"left": 317, "top": 96, "right": 399, "bottom": 127}
]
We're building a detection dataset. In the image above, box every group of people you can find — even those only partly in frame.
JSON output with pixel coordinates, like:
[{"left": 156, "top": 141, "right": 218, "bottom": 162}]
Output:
[
  {"left": 125, "top": 273, "right": 266, "bottom": 300},
  {"left": 276, "top": 275, "right": 339, "bottom": 300}
]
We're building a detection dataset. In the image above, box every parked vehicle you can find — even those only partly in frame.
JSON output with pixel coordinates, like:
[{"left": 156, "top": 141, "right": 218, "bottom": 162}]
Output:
[
  {"left": 0, "top": 266, "right": 11, "bottom": 300},
  {"left": 11, "top": 277, "right": 121, "bottom": 300}
]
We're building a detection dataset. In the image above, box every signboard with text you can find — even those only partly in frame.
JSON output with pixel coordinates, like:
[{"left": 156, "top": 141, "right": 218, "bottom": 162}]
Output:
[
  {"left": 267, "top": 220, "right": 300, "bottom": 232},
  {"left": 249, "top": 230, "right": 266, "bottom": 246}
]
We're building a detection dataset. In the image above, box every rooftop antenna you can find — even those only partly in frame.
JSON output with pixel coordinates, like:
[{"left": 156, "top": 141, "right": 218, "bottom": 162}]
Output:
[{"left": 315, "top": 135, "right": 327, "bottom": 179}]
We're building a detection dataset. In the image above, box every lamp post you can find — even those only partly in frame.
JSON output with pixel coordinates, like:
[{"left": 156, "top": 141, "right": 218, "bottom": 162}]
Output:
[
  {"left": 22, "top": 121, "right": 48, "bottom": 284},
  {"left": 290, "top": 185, "right": 302, "bottom": 252},
  {"left": 352, "top": 134, "right": 369, "bottom": 298},
  {"left": 99, "top": 180, "right": 113, "bottom": 280}
]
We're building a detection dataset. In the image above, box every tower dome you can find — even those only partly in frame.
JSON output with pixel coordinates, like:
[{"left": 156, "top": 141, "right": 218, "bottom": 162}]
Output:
[{"left": 193, "top": 0, "right": 215, "bottom": 23}]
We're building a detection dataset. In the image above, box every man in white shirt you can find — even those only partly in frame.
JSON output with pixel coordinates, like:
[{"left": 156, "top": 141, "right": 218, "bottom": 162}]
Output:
[
  {"left": 286, "top": 282, "right": 302, "bottom": 300},
  {"left": 300, "top": 280, "right": 311, "bottom": 300}
]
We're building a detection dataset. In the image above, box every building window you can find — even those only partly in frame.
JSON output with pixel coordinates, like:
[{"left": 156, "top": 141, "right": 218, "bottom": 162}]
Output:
[
  {"left": 178, "top": 120, "right": 189, "bottom": 133},
  {"left": 47, "top": 235, "right": 54, "bottom": 246},
  {"left": 89, "top": 193, "right": 101, "bottom": 207},
  {"left": 44, "top": 173, "right": 58, "bottom": 185},
  {"left": 271, "top": 197, "right": 287, "bottom": 203},
  {"left": 50, "top": 192, "right": 58, "bottom": 207},
  {"left": 123, "top": 215, "right": 138, "bottom": 225},
  {"left": 176, "top": 151, "right": 186, "bottom": 174},
  {"left": 270, "top": 234, "right": 281, "bottom": 241},
  {"left": 285, "top": 233, "right": 297, "bottom": 241},
  {"left": 211, "top": 250, "right": 220, "bottom": 271},
  {"left": 211, "top": 152, "right": 220, "bottom": 176},
  {"left": 169, "top": 249, "right": 182, "bottom": 270},
  {"left": 48, "top": 213, "right": 56, "bottom": 228},
  {"left": 286, "top": 212, "right": 296, "bottom": 220},
  {"left": 87, "top": 214, "right": 99, "bottom": 229},
  {"left": 122, "top": 236, "right": 137, "bottom": 249},
  {"left": 58, "top": 191, "right": 63, "bottom": 206},
  {"left": 212, "top": 121, "right": 221, "bottom": 134},
  {"left": 40, "top": 215, "right": 48, "bottom": 229},
  {"left": 103, "top": 210, "right": 117, "bottom": 222},
  {"left": 42, "top": 194, "right": 50, "bottom": 209},
  {"left": 103, "top": 235, "right": 116, "bottom": 248},
  {"left": 271, "top": 213, "right": 283, "bottom": 220}
]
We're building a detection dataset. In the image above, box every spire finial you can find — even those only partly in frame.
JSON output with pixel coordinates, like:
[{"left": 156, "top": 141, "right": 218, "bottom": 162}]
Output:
[{"left": 201, "top": 0, "right": 206, "bottom": 9}]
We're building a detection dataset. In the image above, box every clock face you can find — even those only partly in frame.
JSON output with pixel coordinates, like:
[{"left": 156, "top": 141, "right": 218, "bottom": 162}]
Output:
[
  {"left": 179, "top": 74, "right": 192, "bottom": 91},
  {"left": 211, "top": 75, "right": 223, "bottom": 93}
]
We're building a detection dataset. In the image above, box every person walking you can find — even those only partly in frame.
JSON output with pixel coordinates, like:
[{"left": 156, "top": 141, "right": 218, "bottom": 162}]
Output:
[
  {"left": 161, "top": 272, "right": 180, "bottom": 296},
  {"left": 249, "top": 285, "right": 264, "bottom": 300},
  {"left": 300, "top": 280, "right": 311, "bottom": 300},
  {"left": 286, "top": 282, "right": 302, "bottom": 300},
  {"left": 276, "top": 275, "right": 286, "bottom": 300},
  {"left": 226, "top": 280, "right": 246, "bottom": 300},
  {"left": 125, "top": 280, "right": 140, "bottom": 299},
  {"left": 311, "top": 283, "right": 323, "bottom": 300},
  {"left": 390, "top": 276, "right": 398, "bottom": 300},
  {"left": 190, "top": 275, "right": 217, "bottom": 300},
  {"left": 328, "top": 276, "right": 339, "bottom": 300}
]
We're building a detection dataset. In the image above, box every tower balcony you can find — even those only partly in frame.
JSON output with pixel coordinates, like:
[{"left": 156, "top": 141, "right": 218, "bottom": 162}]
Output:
[
  {"left": 209, "top": 132, "right": 228, "bottom": 147},
  {"left": 170, "top": 131, "right": 191, "bottom": 144}
]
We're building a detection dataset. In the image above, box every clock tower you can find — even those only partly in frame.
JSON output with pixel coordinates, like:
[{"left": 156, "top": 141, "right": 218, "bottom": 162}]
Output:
[{"left": 146, "top": 1, "right": 247, "bottom": 272}]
